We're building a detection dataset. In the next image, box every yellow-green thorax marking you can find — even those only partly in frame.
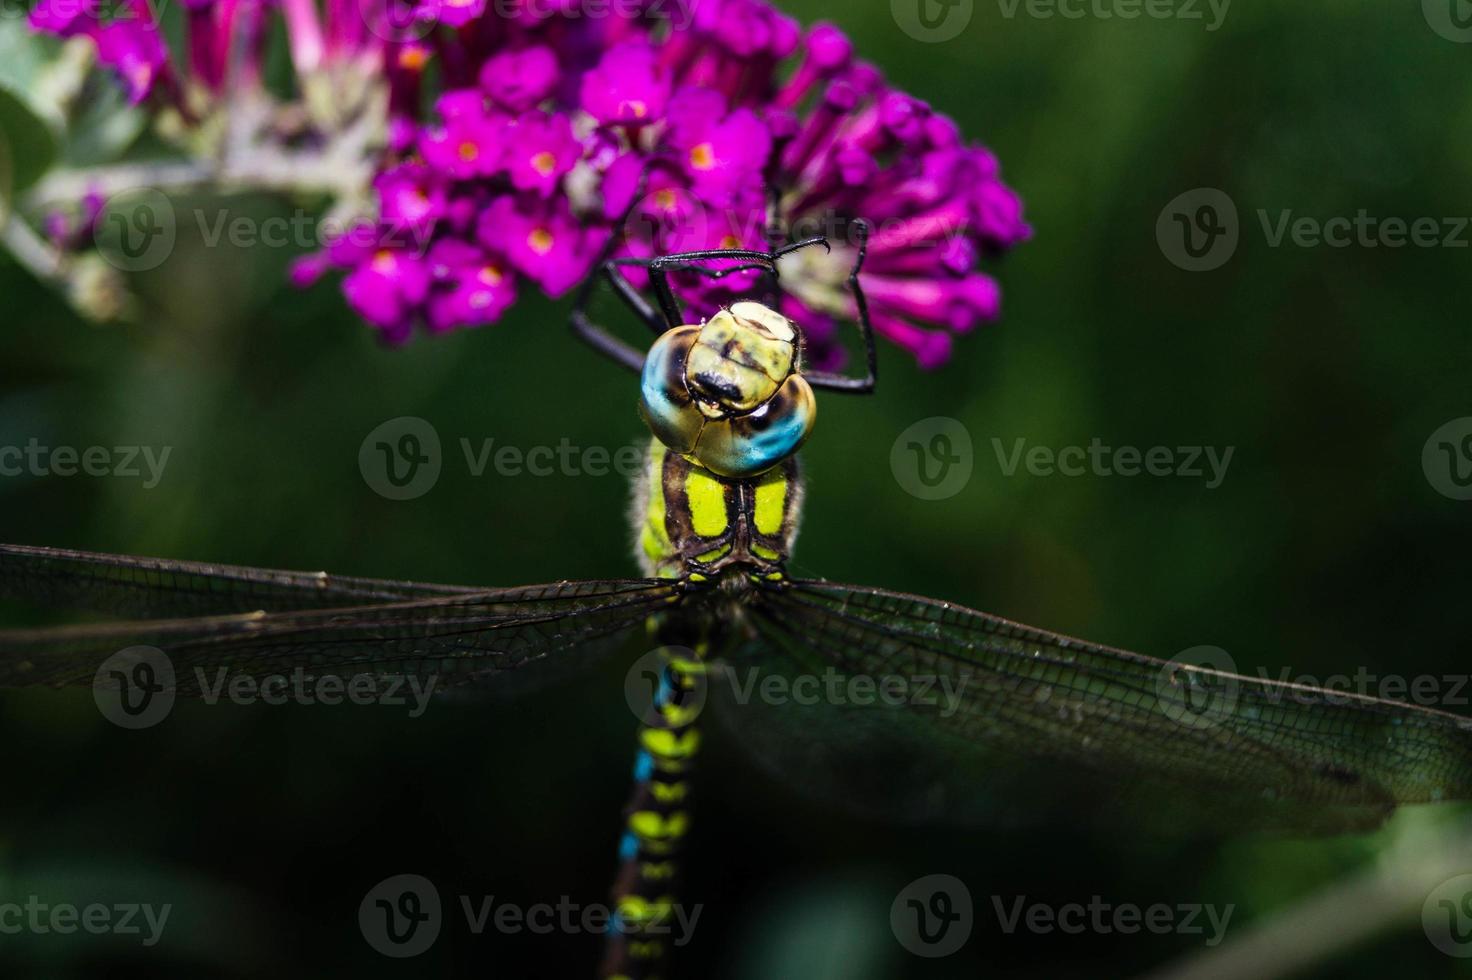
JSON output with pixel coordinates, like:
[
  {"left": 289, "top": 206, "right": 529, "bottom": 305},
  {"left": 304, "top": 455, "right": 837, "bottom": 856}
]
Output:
[{"left": 633, "top": 439, "right": 803, "bottom": 583}]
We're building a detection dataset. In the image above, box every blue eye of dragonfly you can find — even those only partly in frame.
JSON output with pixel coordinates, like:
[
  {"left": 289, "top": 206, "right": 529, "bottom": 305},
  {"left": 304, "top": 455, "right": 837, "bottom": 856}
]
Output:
[{"left": 638, "top": 303, "right": 816, "bottom": 479}]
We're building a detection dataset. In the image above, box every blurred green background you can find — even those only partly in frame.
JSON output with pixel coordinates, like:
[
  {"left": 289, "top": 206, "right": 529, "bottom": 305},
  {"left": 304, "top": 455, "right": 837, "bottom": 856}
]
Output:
[{"left": 3, "top": 0, "right": 1472, "bottom": 976}]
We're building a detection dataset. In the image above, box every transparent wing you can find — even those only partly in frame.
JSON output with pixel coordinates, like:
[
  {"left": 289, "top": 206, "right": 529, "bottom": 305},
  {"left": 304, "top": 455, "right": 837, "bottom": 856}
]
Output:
[
  {"left": 0, "top": 545, "right": 680, "bottom": 694},
  {"left": 721, "top": 580, "right": 1472, "bottom": 835},
  {"left": 0, "top": 543, "right": 479, "bottom": 617}
]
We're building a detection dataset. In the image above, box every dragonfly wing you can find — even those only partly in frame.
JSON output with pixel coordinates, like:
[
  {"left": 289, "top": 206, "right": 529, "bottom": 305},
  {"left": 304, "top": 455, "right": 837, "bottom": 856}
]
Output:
[
  {"left": 723, "top": 579, "right": 1472, "bottom": 835},
  {"left": 0, "top": 575, "right": 680, "bottom": 694},
  {"left": 0, "top": 543, "right": 486, "bottom": 618}
]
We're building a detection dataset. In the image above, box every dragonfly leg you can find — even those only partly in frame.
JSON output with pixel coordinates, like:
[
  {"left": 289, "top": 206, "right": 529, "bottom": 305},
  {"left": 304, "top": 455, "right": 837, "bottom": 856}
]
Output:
[
  {"left": 599, "top": 639, "right": 706, "bottom": 980},
  {"left": 801, "top": 219, "right": 877, "bottom": 394}
]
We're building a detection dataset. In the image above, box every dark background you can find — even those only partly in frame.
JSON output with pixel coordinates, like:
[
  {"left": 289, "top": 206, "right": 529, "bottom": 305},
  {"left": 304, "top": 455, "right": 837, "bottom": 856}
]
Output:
[{"left": 2, "top": 0, "right": 1472, "bottom": 976}]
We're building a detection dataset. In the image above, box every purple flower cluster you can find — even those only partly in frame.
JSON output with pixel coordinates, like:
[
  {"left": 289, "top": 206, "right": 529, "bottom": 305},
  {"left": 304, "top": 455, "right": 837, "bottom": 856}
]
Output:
[{"left": 31, "top": 0, "right": 1029, "bottom": 366}]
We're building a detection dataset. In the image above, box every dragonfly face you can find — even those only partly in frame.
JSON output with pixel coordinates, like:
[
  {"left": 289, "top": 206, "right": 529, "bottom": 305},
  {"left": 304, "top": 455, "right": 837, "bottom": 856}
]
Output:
[{"left": 638, "top": 301, "right": 817, "bottom": 480}]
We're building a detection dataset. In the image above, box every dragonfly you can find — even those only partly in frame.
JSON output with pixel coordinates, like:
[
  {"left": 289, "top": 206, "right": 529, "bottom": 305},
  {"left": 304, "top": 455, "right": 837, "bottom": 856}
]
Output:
[{"left": 2, "top": 225, "right": 1471, "bottom": 980}]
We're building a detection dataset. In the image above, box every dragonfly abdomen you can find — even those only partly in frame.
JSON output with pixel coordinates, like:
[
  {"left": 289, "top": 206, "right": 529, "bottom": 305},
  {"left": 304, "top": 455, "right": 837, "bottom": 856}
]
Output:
[{"left": 600, "top": 642, "right": 706, "bottom": 980}]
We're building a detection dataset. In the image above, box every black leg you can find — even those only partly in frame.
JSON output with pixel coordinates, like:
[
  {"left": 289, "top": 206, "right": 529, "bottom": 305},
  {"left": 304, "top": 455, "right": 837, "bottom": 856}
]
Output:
[
  {"left": 570, "top": 249, "right": 663, "bottom": 375},
  {"left": 802, "top": 220, "right": 877, "bottom": 395},
  {"left": 568, "top": 228, "right": 836, "bottom": 375}
]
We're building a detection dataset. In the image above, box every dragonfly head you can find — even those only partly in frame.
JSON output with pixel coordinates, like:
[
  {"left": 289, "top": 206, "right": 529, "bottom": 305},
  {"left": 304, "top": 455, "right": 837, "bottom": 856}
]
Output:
[{"left": 639, "top": 302, "right": 816, "bottom": 479}]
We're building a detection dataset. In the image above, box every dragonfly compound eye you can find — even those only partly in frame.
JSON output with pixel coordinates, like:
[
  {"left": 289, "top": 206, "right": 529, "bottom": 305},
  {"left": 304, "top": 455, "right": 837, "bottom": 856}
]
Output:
[{"left": 639, "top": 304, "right": 816, "bottom": 478}]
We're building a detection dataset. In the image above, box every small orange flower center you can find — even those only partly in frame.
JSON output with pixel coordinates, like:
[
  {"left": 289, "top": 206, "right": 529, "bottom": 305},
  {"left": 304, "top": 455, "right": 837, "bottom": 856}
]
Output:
[
  {"left": 623, "top": 100, "right": 648, "bottom": 119},
  {"left": 720, "top": 234, "right": 740, "bottom": 249},
  {"left": 528, "top": 229, "right": 555, "bottom": 255},
  {"left": 478, "top": 265, "right": 504, "bottom": 286},
  {"left": 370, "top": 250, "right": 397, "bottom": 274},
  {"left": 689, "top": 142, "right": 716, "bottom": 171},
  {"left": 654, "top": 189, "right": 677, "bottom": 211},
  {"left": 458, "top": 142, "right": 480, "bottom": 163},
  {"left": 398, "top": 46, "right": 429, "bottom": 71},
  {"left": 530, "top": 151, "right": 558, "bottom": 176}
]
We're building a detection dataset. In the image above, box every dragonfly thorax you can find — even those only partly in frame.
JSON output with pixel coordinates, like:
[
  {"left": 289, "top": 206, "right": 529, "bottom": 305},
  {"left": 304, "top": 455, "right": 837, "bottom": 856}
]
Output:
[
  {"left": 633, "top": 438, "right": 802, "bottom": 585},
  {"left": 638, "top": 302, "right": 816, "bottom": 479}
]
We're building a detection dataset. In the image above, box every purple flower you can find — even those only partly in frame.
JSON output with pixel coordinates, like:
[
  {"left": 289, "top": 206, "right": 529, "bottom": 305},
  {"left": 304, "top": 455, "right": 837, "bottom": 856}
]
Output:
[
  {"left": 477, "top": 196, "right": 604, "bottom": 298},
  {"left": 29, "top": 0, "right": 96, "bottom": 37},
  {"left": 504, "top": 112, "right": 581, "bottom": 198},
  {"left": 37, "top": 0, "right": 1028, "bottom": 359},
  {"left": 418, "top": 93, "right": 508, "bottom": 180},
  {"left": 376, "top": 164, "right": 447, "bottom": 235},
  {"left": 480, "top": 46, "right": 559, "bottom": 113},
  {"left": 425, "top": 240, "right": 518, "bottom": 332},
  {"left": 94, "top": 14, "right": 169, "bottom": 103},
  {"left": 580, "top": 42, "right": 670, "bottom": 126},
  {"left": 417, "top": 0, "right": 484, "bottom": 30},
  {"left": 342, "top": 248, "right": 431, "bottom": 339}
]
